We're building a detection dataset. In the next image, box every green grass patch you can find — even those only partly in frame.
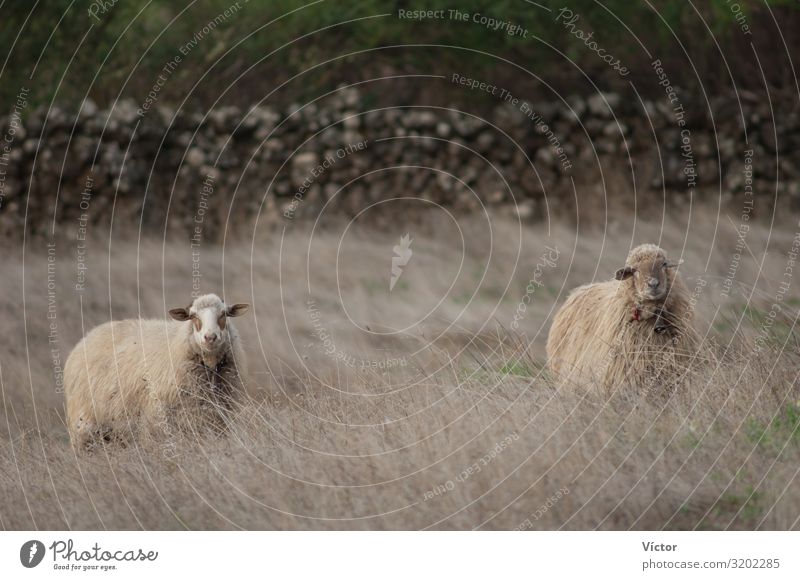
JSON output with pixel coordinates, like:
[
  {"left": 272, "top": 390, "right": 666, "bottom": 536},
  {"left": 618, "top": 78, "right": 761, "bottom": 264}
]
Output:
[
  {"left": 745, "top": 402, "right": 800, "bottom": 450},
  {"left": 713, "top": 485, "right": 764, "bottom": 523},
  {"left": 498, "top": 361, "right": 539, "bottom": 378}
]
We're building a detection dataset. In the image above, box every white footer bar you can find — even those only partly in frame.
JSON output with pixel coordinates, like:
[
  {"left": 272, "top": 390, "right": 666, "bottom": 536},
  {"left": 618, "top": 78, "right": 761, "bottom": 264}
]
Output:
[{"left": 2, "top": 531, "right": 797, "bottom": 579}]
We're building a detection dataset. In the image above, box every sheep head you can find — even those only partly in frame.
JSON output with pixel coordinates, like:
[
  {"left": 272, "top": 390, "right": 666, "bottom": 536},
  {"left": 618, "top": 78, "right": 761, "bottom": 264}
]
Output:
[
  {"left": 168, "top": 294, "right": 249, "bottom": 357},
  {"left": 615, "top": 244, "right": 682, "bottom": 302}
]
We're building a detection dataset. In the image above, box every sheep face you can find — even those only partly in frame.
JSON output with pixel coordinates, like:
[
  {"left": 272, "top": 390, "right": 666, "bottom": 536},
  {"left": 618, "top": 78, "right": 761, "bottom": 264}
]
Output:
[
  {"left": 168, "top": 294, "right": 249, "bottom": 356},
  {"left": 615, "top": 244, "right": 681, "bottom": 302}
]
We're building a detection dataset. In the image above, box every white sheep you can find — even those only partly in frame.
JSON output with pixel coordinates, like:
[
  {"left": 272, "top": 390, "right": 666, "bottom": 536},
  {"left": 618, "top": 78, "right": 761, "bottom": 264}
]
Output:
[
  {"left": 546, "top": 244, "right": 698, "bottom": 391},
  {"left": 64, "top": 294, "right": 249, "bottom": 448}
]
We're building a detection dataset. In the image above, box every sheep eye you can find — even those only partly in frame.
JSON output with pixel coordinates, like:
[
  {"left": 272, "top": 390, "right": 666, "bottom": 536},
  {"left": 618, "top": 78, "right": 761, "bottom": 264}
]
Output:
[
  {"left": 218, "top": 315, "right": 227, "bottom": 329},
  {"left": 192, "top": 316, "right": 202, "bottom": 331}
]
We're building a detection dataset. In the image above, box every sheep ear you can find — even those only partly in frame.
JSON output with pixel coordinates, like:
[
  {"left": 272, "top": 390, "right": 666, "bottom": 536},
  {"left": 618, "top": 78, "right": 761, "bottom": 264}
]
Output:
[
  {"left": 615, "top": 266, "right": 634, "bottom": 280},
  {"left": 227, "top": 303, "right": 250, "bottom": 317},
  {"left": 169, "top": 307, "right": 191, "bottom": 321},
  {"left": 665, "top": 259, "right": 684, "bottom": 268}
]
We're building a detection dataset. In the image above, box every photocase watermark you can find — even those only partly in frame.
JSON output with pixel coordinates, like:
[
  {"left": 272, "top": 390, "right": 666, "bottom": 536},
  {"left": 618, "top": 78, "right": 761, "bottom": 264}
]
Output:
[
  {"left": 46, "top": 241, "right": 64, "bottom": 393},
  {"left": 751, "top": 221, "right": 800, "bottom": 355},
  {"left": 652, "top": 59, "right": 696, "bottom": 193},
  {"left": 725, "top": 0, "right": 752, "bottom": 35},
  {"left": 357, "top": 357, "right": 408, "bottom": 370},
  {"left": 450, "top": 73, "right": 518, "bottom": 104},
  {"left": 137, "top": 1, "right": 245, "bottom": 116},
  {"left": 721, "top": 149, "right": 755, "bottom": 298},
  {"left": 0, "top": 86, "right": 29, "bottom": 210},
  {"left": 521, "top": 103, "right": 573, "bottom": 172},
  {"left": 148, "top": 387, "right": 180, "bottom": 461},
  {"left": 21, "top": 537, "right": 159, "bottom": 571},
  {"left": 20, "top": 540, "right": 46, "bottom": 568},
  {"left": 305, "top": 299, "right": 408, "bottom": 369},
  {"left": 423, "top": 433, "right": 520, "bottom": 501},
  {"left": 74, "top": 174, "right": 94, "bottom": 293},
  {"left": 390, "top": 233, "right": 413, "bottom": 292},
  {"left": 307, "top": 299, "right": 356, "bottom": 366},
  {"left": 650, "top": 59, "right": 697, "bottom": 195},
  {"left": 510, "top": 245, "right": 560, "bottom": 331},
  {"left": 87, "top": 0, "right": 119, "bottom": 22},
  {"left": 47, "top": 539, "right": 158, "bottom": 572},
  {"left": 398, "top": 8, "right": 529, "bottom": 38},
  {"left": 515, "top": 487, "right": 570, "bottom": 530},
  {"left": 555, "top": 8, "right": 629, "bottom": 77},
  {"left": 190, "top": 172, "right": 215, "bottom": 299},
  {"left": 283, "top": 140, "right": 369, "bottom": 220},
  {"left": 687, "top": 275, "right": 708, "bottom": 318},
  {"left": 451, "top": 73, "right": 572, "bottom": 172}
]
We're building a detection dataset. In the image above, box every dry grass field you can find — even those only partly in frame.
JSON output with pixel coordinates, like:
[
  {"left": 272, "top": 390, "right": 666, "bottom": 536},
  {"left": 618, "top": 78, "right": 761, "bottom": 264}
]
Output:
[{"left": 1, "top": 206, "right": 799, "bottom": 530}]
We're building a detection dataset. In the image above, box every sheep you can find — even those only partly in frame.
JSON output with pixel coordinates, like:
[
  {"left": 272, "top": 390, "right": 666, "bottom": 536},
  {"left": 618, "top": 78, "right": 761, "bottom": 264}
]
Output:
[
  {"left": 546, "top": 244, "right": 698, "bottom": 391},
  {"left": 64, "top": 294, "right": 249, "bottom": 448},
  {"left": 616, "top": 244, "right": 687, "bottom": 338}
]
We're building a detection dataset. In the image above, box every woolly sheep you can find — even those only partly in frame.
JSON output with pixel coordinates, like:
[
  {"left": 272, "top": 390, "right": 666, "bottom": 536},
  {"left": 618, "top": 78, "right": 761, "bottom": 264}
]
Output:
[
  {"left": 546, "top": 244, "right": 698, "bottom": 391},
  {"left": 64, "top": 294, "right": 249, "bottom": 448}
]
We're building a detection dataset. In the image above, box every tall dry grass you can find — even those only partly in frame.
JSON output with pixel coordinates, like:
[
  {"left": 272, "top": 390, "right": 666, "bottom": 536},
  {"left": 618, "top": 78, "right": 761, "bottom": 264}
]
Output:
[{"left": 1, "top": 206, "right": 799, "bottom": 529}]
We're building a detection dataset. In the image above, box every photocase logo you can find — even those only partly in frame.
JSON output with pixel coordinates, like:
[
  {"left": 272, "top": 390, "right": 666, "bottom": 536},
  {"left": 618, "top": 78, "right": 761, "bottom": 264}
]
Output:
[
  {"left": 390, "top": 233, "right": 413, "bottom": 292},
  {"left": 20, "top": 540, "right": 45, "bottom": 568}
]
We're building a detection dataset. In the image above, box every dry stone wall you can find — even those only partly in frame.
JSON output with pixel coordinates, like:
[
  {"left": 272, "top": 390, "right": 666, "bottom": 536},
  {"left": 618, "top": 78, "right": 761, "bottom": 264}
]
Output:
[{"left": 0, "top": 86, "right": 794, "bottom": 238}]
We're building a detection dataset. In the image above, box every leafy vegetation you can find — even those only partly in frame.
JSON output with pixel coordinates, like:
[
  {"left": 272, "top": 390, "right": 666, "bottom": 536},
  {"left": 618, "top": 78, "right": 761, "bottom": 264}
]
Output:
[{"left": 1, "top": 0, "right": 796, "bottom": 111}]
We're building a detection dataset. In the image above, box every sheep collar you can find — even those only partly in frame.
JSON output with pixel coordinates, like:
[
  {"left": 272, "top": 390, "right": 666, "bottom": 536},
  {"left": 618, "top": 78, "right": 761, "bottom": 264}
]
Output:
[{"left": 196, "top": 350, "right": 227, "bottom": 372}]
